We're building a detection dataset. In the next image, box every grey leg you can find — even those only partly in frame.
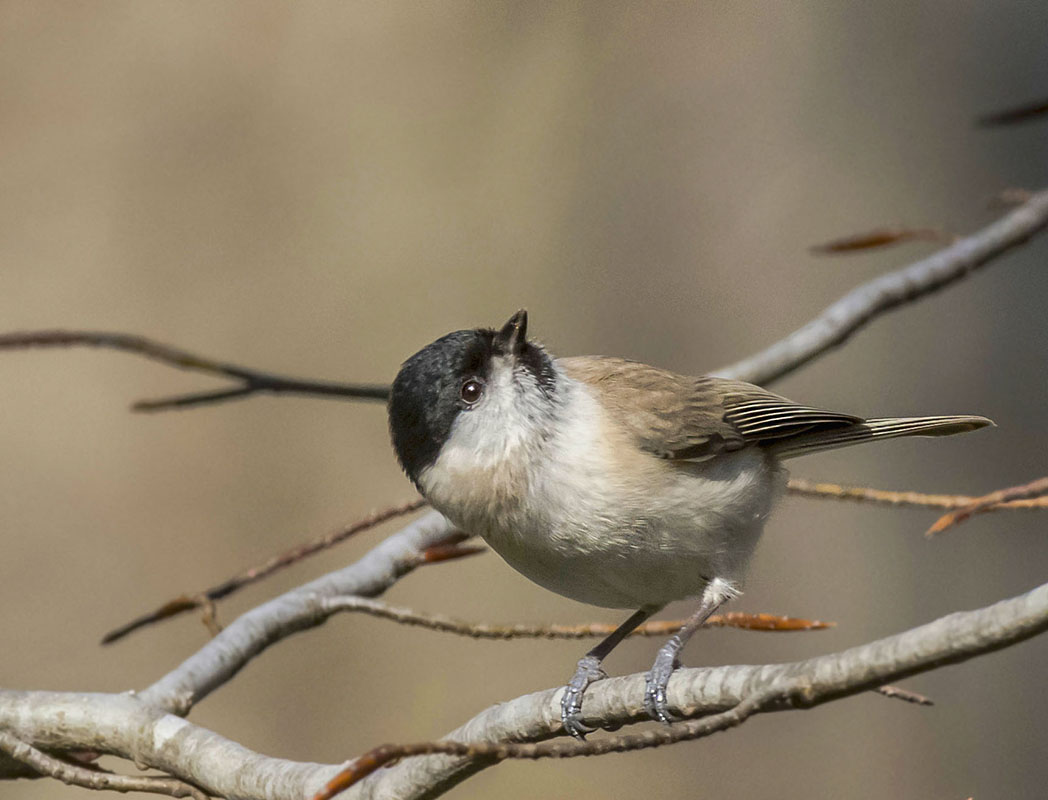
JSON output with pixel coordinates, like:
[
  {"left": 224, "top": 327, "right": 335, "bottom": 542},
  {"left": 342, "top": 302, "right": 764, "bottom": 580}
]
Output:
[
  {"left": 561, "top": 607, "right": 656, "bottom": 740},
  {"left": 644, "top": 578, "right": 737, "bottom": 725}
]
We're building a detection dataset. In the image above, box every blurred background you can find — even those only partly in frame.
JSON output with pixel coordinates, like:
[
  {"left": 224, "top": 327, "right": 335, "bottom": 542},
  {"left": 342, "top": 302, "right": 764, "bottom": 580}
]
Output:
[{"left": 2, "top": 3, "right": 1047, "bottom": 798}]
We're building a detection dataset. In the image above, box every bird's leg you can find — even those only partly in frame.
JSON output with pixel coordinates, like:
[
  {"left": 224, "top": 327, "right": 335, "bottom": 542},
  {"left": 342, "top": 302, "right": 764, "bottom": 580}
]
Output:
[
  {"left": 644, "top": 578, "right": 738, "bottom": 725},
  {"left": 561, "top": 606, "right": 656, "bottom": 740}
]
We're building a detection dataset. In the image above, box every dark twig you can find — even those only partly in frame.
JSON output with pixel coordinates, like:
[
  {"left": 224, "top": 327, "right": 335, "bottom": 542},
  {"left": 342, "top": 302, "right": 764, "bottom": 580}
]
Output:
[
  {"left": 101, "top": 498, "right": 428, "bottom": 644},
  {"left": 0, "top": 330, "right": 389, "bottom": 411},
  {"left": 927, "top": 476, "right": 1048, "bottom": 536},
  {"left": 716, "top": 188, "right": 1048, "bottom": 385},
  {"left": 0, "top": 730, "right": 208, "bottom": 799},
  {"left": 977, "top": 96, "right": 1048, "bottom": 127}
]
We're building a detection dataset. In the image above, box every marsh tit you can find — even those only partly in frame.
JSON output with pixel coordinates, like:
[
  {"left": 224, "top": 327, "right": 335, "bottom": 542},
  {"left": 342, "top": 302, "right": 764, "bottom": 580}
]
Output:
[{"left": 387, "top": 310, "right": 991, "bottom": 738}]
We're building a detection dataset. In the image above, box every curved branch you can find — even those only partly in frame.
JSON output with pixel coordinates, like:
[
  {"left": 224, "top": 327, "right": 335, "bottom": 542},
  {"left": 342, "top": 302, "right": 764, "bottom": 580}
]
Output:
[
  {"left": 136, "top": 510, "right": 459, "bottom": 714},
  {"left": 341, "top": 577, "right": 1048, "bottom": 799},
  {"left": 0, "top": 730, "right": 207, "bottom": 799},
  {"left": 1, "top": 578, "right": 1044, "bottom": 799},
  {"left": 715, "top": 188, "right": 1048, "bottom": 385}
]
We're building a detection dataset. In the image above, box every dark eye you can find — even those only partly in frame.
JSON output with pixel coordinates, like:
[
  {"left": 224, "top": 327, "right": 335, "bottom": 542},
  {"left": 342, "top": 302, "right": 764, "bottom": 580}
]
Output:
[{"left": 460, "top": 378, "right": 485, "bottom": 406}]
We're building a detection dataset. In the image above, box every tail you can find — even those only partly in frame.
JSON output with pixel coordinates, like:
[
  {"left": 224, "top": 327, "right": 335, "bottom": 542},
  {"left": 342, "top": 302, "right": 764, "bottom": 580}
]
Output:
[{"left": 767, "top": 415, "right": 993, "bottom": 460}]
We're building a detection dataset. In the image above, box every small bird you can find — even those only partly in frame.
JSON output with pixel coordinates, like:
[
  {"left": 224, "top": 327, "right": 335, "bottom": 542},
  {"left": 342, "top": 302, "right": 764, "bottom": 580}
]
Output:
[{"left": 387, "top": 310, "right": 991, "bottom": 739}]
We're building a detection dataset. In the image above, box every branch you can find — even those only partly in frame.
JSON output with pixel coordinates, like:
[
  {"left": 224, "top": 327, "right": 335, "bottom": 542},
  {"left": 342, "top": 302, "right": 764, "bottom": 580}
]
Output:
[
  {"left": 2, "top": 190, "right": 1046, "bottom": 419},
  {"left": 714, "top": 188, "right": 1048, "bottom": 384},
  {"left": 0, "top": 730, "right": 207, "bottom": 799},
  {"left": 0, "top": 330, "right": 389, "bottom": 411},
  {"left": 135, "top": 510, "right": 460, "bottom": 715},
  {"left": 319, "top": 596, "right": 832, "bottom": 639},
  {"left": 3, "top": 577, "right": 1042, "bottom": 799},
  {"left": 927, "top": 476, "right": 1048, "bottom": 536},
  {"left": 977, "top": 96, "right": 1048, "bottom": 127},
  {"left": 787, "top": 477, "right": 1048, "bottom": 512},
  {"left": 808, "top": 226, "right": 953, "bottom": 255},
  {"left": 326, "top": 577, "right": 1048, "bottom": 799},
  {"left": 101, "top": 498, "right": 429, "bottom": 644}
]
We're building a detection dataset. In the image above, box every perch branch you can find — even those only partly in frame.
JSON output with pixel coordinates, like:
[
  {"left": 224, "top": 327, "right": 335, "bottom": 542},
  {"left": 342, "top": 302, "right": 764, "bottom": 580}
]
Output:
[
  {"left": 322, "top": 576, "right": 1048, "bottom": 799},
  {"left": 0, "top": 577, "right": 1044, "bottom": 800}
]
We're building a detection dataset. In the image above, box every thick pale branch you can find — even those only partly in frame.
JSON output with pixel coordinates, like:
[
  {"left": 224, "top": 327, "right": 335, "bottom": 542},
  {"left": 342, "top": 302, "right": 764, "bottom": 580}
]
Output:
[
  {"left": 715, "top": 188, "right": 1048, "bottom": 385},
  {"left": 340, "top": 577, "right": 1048, "bottom": 799},
  {"left": 0, "top": 730, "right": 207, "bottom": 799},
  {"left": 1, "top": 578, "right": 1043, "bottom": 800}
]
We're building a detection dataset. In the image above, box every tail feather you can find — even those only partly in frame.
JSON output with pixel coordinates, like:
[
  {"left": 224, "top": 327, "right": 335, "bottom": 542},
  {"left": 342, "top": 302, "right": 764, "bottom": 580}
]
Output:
[{"left": 768, "top": 415, "right": 993, "bottom": 460}]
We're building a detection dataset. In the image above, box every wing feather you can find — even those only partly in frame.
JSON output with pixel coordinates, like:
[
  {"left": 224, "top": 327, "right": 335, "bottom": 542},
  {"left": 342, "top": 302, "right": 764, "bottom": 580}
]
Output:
[{"left": 558, "top": 356, "right": 990, "bottom": 461}]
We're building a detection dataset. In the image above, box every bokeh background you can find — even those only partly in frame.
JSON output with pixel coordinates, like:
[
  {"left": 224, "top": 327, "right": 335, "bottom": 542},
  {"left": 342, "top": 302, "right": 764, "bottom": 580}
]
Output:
[{"left": 3, "top": 3, "right": 1047, "bottom": 798}]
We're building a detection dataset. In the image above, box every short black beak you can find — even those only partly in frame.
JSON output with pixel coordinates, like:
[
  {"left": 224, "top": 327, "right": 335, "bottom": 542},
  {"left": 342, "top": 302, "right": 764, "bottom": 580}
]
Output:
[{"left": 495, "top": 309, "right": 528, "bottom": 356}]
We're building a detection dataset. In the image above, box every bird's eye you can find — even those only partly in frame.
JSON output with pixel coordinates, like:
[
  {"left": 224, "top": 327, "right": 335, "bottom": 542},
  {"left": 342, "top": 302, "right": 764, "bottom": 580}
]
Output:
[{"left": 460, "top": 378, "right": 485, "bottom": 406}]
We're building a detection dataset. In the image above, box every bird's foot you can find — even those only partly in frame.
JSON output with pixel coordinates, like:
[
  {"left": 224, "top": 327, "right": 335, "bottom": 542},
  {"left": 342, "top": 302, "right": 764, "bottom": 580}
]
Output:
[
  {"left": 560, "top": 654, "right": 608, "bottom": 740},
  {"left": 643, "top": 639, "right": 683, "bottom": 725}
]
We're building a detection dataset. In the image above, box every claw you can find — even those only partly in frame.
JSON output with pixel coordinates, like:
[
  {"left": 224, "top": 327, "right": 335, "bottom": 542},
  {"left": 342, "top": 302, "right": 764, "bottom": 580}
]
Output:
[
  {"left": 560, "top": 654, "right": 608, "bottom": 739},
  {"left": 643, "top": 640, "right": 683, "bottom": 725}
]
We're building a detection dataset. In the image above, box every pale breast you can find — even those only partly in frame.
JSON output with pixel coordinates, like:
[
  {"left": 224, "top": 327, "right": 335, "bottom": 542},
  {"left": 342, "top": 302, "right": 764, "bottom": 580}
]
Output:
[{"left": 472, "top": 376, "right": 786, "bottom": 609}]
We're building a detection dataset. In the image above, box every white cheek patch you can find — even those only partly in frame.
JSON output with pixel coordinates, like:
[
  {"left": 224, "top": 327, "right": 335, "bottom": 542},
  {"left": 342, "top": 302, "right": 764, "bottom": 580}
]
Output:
[
  {"left": 418, "top": 358, "right": 553, "bottom": 516},
  {"left": 442, "top": 360, "right": 539, "bottom": 468}
]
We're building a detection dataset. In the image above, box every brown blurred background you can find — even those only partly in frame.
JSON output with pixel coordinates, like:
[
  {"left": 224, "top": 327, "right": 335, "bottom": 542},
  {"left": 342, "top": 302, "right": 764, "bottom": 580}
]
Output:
[{"left": 2, "top": 3, "right": 1047, "bottom": 798}]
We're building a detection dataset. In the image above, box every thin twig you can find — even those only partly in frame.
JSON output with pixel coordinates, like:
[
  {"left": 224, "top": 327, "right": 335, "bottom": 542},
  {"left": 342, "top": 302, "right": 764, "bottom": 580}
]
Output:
[
  {"left": 0, "top": 330, "right": 389, "bottom": 411},
  {"left": 2, "top": 191, "right": 1047, "bottom": 419},
  {"left": 809, "top": 227, "right": 953, "bottom": 255},
  {"left": 787, "top": 477, "right": 1048, "bottom": 512},
  {"left": 874, "top": 685, "right": 933, "bottom": 705},
  {"left": 927, "top": 476, "right": 1048, "bottom": 536},
  {"left": 977, "top": 96, "right": 1048, "bottom": 127},
  {"left": 319, "top": 596, "right": 832, "bottom": 639},
  {"left": 715, "top": 188, "right": 1048, "bottom": 385},
  {"left": 135, "top": 510, "right": 460, "bottom": 714},
  {"left": 101, "top": 497, "right": 428, "bottom": 644},
  {"left": 0, "top": 730, "right": 208, "bottom": 799},
  {"left": 102, "top": 474, "right": 1048, "bottom": 646}
]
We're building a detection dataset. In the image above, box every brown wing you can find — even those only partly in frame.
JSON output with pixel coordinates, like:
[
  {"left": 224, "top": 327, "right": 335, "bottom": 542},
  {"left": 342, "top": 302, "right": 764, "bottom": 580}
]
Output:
[{"left": 558, "top": 356, "right": 862, "bottom": 461}]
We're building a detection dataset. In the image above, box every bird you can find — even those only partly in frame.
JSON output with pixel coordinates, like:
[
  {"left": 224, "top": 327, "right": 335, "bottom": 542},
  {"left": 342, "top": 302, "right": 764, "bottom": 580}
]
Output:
[{"left": 386, "top": 309, "right": 991, "bottom": 739}]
